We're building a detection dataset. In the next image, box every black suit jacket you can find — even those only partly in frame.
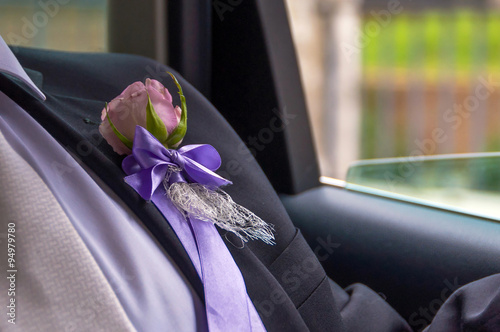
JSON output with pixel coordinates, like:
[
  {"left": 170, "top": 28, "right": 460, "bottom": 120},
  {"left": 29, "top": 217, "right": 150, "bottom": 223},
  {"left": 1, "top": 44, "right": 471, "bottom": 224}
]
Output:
[{"left": 1, "top": 47, "right": 416, "bottom": 332}]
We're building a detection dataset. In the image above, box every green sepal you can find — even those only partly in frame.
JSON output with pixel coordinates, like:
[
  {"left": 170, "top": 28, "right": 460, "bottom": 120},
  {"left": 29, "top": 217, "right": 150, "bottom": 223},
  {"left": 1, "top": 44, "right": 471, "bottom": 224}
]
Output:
[
  {"left": 164, "top": 72, "right": 187, "bottom": 148},
  {"left": 146, "top": 93, "right": 169, "bottom": 145},
  {"left": 105, "top": 102, "right": 133, "bottom": 149}
]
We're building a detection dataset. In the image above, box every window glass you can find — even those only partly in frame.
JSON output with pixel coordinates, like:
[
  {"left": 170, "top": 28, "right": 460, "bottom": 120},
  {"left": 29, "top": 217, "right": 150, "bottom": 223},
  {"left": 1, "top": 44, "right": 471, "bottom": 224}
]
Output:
[
  {"left": 0, "top": 0, "right": 107, "bottom": 52},
  {"left": 346, "top": 152, "right": 500, "bottom": 221},
  {"left": 286, "top": 0, "right": 500, "bottom": 219}
]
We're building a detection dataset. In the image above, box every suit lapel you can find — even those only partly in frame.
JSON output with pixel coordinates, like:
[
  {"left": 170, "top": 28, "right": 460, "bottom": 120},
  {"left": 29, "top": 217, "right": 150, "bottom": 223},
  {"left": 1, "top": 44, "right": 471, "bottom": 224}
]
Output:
[{"left": 0, "top": 72, "right": 205, "bottom": 302}]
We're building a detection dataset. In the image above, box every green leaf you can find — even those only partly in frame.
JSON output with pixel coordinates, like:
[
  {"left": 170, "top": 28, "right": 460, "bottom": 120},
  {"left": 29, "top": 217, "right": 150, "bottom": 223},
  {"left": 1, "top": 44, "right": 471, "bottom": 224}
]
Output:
[
  {"left": 146, "top": 93, "right": 169, "bottom": 144},
  {"left": 105, "top": 103, "right": 133, "bottom": 149},
  {"left": 164, "top": 72, "right": 187, "bottom": 148}
]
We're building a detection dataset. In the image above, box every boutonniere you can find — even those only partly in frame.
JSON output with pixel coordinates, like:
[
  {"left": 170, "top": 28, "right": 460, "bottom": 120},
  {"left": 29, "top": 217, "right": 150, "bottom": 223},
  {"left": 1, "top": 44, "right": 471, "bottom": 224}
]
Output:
[
  {"left": 98, "top": 73, "right": 272, "bottom": 330},
  {"left": 99, "top": 73, "right": 275, "bottom": 245}
]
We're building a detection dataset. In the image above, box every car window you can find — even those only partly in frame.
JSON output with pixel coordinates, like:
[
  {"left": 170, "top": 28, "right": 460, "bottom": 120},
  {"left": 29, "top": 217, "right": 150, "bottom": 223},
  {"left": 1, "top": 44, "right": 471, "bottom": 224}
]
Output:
[{"left": 286, "top": 0, "right": 500, "bottom": 220}]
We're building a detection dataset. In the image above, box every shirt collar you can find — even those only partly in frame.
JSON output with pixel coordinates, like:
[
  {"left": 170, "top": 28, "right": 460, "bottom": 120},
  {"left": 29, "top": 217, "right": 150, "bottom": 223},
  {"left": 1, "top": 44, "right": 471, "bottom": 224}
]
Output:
[{"left": 0, "top": 35, "right": 46, "bottom": 101}]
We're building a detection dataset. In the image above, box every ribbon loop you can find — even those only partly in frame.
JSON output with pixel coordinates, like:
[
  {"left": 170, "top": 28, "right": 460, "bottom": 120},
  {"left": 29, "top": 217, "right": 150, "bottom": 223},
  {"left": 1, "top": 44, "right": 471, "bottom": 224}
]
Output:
[{"left": 123, "top": 126, "right": 231, "bottom": 198}]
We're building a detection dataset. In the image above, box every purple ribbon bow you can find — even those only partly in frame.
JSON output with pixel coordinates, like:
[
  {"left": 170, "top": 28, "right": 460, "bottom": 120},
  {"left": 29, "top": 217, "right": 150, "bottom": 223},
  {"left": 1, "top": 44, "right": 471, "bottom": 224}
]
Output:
[
  {"left": 122, "top": 126, "right": 265, "bottom": 332},
  {"left": 122, "top": 126, "right": 231, "bottom": 199}
]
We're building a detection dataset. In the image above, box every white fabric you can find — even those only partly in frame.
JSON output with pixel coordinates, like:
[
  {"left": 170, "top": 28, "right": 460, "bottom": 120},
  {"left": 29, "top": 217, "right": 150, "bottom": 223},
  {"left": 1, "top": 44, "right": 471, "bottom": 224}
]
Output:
[
  {"left": 0, "top": 35, "right": 207, "bottom": 332},
  {"left": 0, "top": 36, "right": 45, "bottom": 100},
  {"left": 0, "top": 128, "right": 136, "bottom": 332}
]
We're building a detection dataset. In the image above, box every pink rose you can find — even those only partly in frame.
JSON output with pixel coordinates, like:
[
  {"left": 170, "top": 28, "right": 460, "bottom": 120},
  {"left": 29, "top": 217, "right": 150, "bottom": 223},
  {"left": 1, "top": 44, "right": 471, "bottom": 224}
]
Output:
[{"left": 99, "top": 78, "right": 182, "bottom": 155}]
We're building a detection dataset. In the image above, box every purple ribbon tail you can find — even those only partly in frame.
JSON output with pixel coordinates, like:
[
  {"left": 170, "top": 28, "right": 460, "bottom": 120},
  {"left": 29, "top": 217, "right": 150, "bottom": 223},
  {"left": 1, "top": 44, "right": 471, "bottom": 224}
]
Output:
[
  {"left": 153, "top": 187, "right": 266, "bottom": 332},
  {"left": 153, "top": 190, "right": 201, "bottom": 273}
]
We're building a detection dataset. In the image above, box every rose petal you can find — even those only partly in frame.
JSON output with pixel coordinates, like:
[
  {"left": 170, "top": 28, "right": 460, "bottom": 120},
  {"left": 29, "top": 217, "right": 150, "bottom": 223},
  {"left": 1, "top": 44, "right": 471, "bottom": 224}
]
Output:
[
  {"left": 147, "top": 83, "right": 180, "bottom": 134},
  {"left": 119, "top": 81, "right": 147, "bottom": 99},
  {"left": 108, "top": 90, "right": 148, "bottom": 140},
  {"left": 146, "top": 78, "right": 173, "bottom": 103},
  {"left": 98, "top": 121, "right": 132, "bottom": 155}
]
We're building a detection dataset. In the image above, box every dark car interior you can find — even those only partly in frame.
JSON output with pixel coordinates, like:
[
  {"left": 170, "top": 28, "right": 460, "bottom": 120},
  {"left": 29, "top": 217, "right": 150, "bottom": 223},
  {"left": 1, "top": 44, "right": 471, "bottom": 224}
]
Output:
[
  {"left": 155, "top": 0, "right": 500, "bottom": 328},
  {"left": 3, "top": 0, "right": 500, "bottom": 329}
]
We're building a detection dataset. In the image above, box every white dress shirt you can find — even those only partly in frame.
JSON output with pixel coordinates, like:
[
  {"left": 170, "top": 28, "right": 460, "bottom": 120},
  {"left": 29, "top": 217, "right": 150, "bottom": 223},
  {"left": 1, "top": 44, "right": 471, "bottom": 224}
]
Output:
[{"left": 0, "top": 35, "right": 207, "bottom": 332}]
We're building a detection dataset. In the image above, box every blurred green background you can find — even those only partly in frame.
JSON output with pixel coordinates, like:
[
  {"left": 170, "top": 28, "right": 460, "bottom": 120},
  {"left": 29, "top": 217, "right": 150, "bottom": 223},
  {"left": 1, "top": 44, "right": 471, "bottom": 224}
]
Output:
[
  {"left": 361, "top": 9, "right": 500, "bottom": 160},
  {"left": 0, "top": 0, "right": 107, "bottom": 52}
]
